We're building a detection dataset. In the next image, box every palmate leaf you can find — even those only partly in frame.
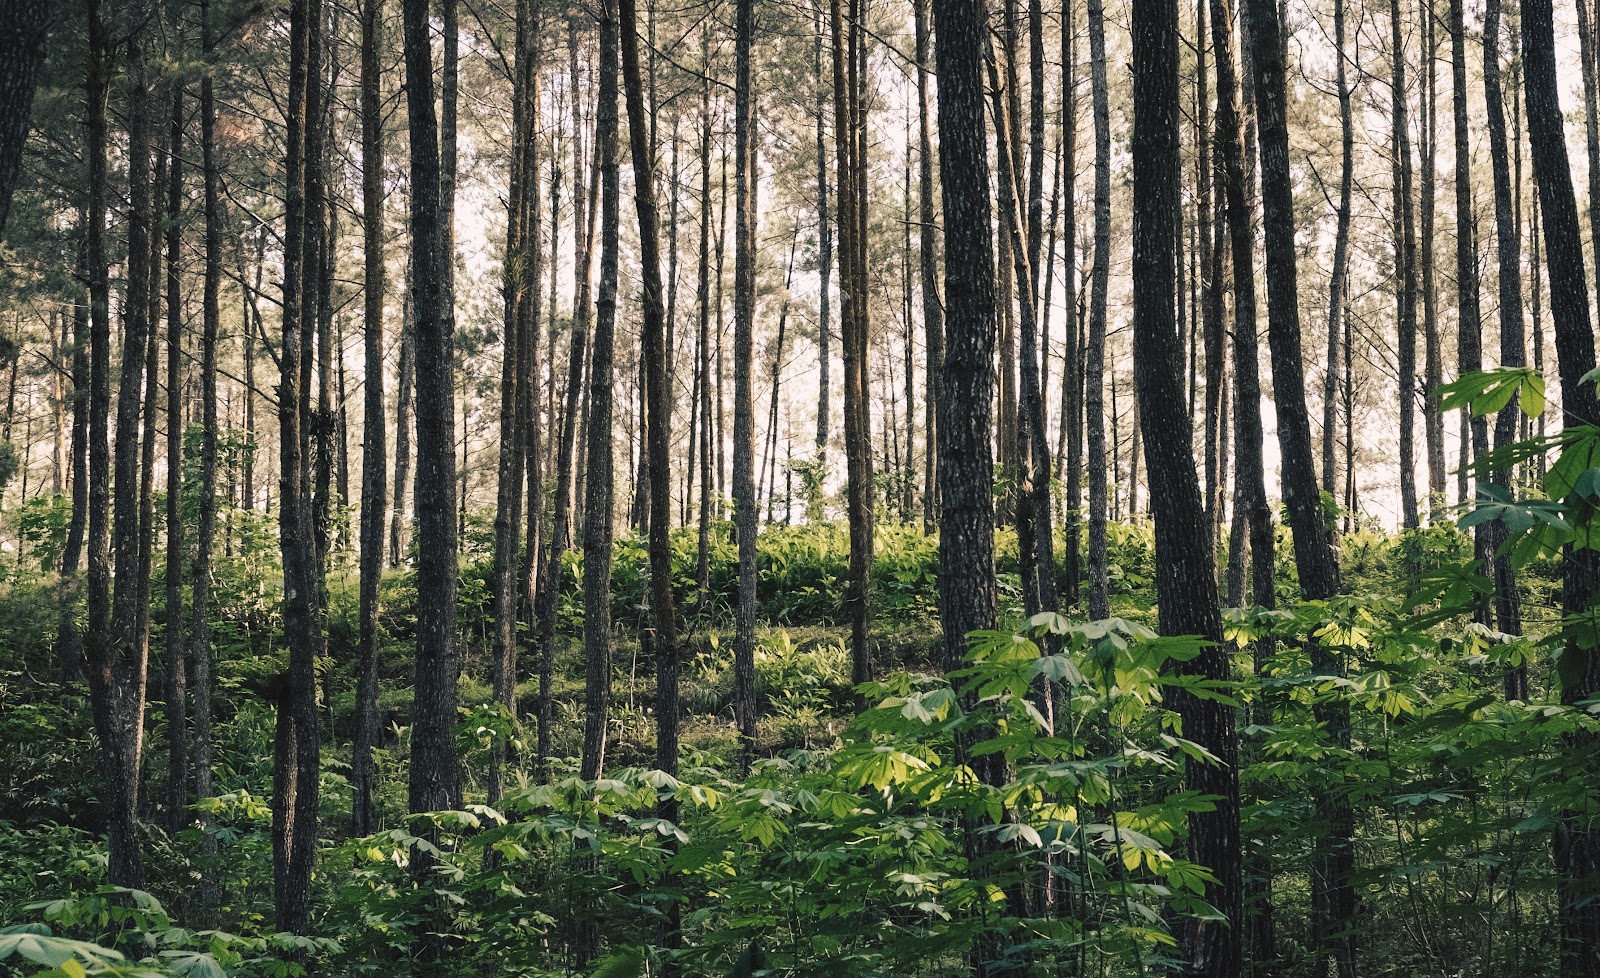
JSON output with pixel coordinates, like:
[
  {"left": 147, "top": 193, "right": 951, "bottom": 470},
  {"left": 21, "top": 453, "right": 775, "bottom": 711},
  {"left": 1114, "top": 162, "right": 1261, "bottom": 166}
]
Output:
[{"left": 1439, "top": 367, "right": 1545, "bottom": 419}]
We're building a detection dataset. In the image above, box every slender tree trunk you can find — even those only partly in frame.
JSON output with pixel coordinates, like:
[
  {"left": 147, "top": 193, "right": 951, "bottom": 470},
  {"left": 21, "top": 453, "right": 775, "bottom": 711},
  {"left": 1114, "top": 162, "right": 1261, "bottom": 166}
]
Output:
[
  {"left": 403, "top": 0, "right": 461, "bottom": 825},
  {"left": 619, "top": 0, "right": 681, "bottom": 962},
  {"left": 1085, "top": 0, "right": 1111, "bottom": 620},
  {"left": 1392, "top": 0, "right": 1421, "bottom": 530},
  {"left": 1451, "top": 0, "right": 1492, "bottom": 619},
  {"left": 190, "top": 0, "right": 223, "bottom": 920},
  {"left": 85, "top": 0, "right": 154, "bottom": 889},
  {"left": 57, "top": 231, "right": 89, "bottom": 683},
  {"left": 1249, "top": 2, "right": 1354, "bottom": 975},
  {"left": 352, "top": 0, "right": 386, "bottom": 840},
  {"left": 814, "top": 3, "right": 831, "bottom": 460},
  {"left": 273, "top": 0, "right": 324, "bottom": 934},
  {"left": 1483, "top": 0, "right": 1526, "bottom": 697},
  {"left": 1323, "top": 0, "right": 1353, "bottom": 501},
  {"left": 831, "top": 0, "right": 873, "bottom": 683},
  {"left": 390, "top": 282, "right": 415, "bottom": 566},
  {"left": 580, "top": 0, "right": 619, "bottom": 793},
  {"left": 695, "top": 58, "right": 714, "bottom": 595},
  {"left": 1421, "top": 0, "right": 1447, "bottom": 514},
  {"left": 1058, "top": 2, "right": 1080, "bottom": 602},
  {"left": 163, "top": 87, "right": 187, "bottom": 837},
  {"left": 732, "top": 0, "right": 759, "bottom": 769},
  {"left": 1524, "top": 3, "right": 1600, "bottom": 973},
  {"left": 916, "top": 0, "right": 942, "bottom": 533}
]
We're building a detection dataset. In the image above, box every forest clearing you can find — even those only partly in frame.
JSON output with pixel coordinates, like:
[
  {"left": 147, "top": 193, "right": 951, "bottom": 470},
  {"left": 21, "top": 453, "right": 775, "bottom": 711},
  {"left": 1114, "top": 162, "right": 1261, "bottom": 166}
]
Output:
[{"left": 1, "top": 0, "right": 1600, "bottom": 974}]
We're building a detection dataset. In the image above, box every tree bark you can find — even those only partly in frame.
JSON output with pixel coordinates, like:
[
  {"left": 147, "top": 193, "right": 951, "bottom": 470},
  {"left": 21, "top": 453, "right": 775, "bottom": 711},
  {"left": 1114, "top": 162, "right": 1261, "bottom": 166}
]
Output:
[
  {"left": 732, "top": 0, "right": 759, "bottom": 769},
  {"left": 1131, "top": 4, "right": 1241, "bottom": 973},
  {"left": 352, "top": 0, "right": 386, "bottom": 840},
  {"left": 1482, "top": 0, "right": 1526, "bottom": 697},
  {"left": 1392, "top": 0, "right": 1421, "bottom": 531},
  {"left": 402, "top": 0, "right": 461, "bottom": 822},
  {"left": 1523, "top": 3, "right": 1600, "bottom": 973},
  {"left": 0, "top": 0, "right": 47, "bottom": 241},
  {"left": 163, "top": 86, "right": 186, "bottom": 837},
  {"left": 1085, "top": 0, "right": 1111, "bottom": 621},
  {"left": 1248, "top": 1, "right": 1355, "bottom": 975}
]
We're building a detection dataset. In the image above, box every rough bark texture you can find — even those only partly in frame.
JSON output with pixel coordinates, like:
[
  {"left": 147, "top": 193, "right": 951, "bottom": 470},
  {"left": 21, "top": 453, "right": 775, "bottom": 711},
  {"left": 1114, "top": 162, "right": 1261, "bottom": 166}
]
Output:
[
  {"left": 1482, "top": 0, "right": 1525, "bottom": 697},
  {"left": 1131, "top": 2, "right": 1242, "bottom": 969},
  {"left": 1391, "top": 0, "right": 1420, "bottom": 530},
  {"left": 580, "top": 0, "right": 620, "bottom": 789},
  {"left": 915, "top": 0, "right": 943, "bottom": 534},
  {"left": 1523, "top": 3, "right": 1600, "bottom": 974},
  {"left": 1085, "top": 0, "right": 1111, "bottom": 621},
  {"left": 0, "top": 0, "right": 47, "bottom": 240},
  {"left": 732, "top": 0, "right": 759, "bottom": 768},
  {"left": 1248, "top": 2, "right": 1354, "bottom": 976},
  {"left": 402, "top": 0, "right": 461, "bottom": 820},
  {"left": 352, "top": 0, "right": 386, "bottom": 839}
]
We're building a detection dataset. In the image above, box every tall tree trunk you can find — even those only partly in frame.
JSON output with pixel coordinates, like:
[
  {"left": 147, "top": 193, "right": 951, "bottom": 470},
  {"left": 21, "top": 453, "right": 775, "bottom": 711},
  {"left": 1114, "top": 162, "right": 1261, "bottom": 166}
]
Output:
[
  {"left": 580, "top": 0, "right": 619, "bottom": 791},
  {"left": 190, "top": 0, "right": 223, "bottom": 920},
  {"left": 831, "top": 0, "right": 873, "bottom": 683},
  {"left": 402, "top": 0, "right": 461, "bottom": 824},
  {"left": 1421, "top": 0, "right": 1446, "bottom": 514},
  {"left": 619, "top": 0, "right": 681, "bottom": 962},
  {"left": 1323, "top": 0, "right": 1353, "bottom": 501},
  {"left": 1451, "top": 0, "right": 1492, "bottom": 618},
  {"left": 1248, "top": 2, "right": 1355, "bottom": 976},
  {"left": 814, "top": 5, "right": 832, "bottom": 461},
  {"left": 1058, "top": 1, "right": 1080, "bottom": 601},
  {"left": 1085, "top": 0, "right": 1111, "bottom": 620},
  {"left": 1482, "top": 0, "right": 1526, "bottom": 697},
  {"left": 695, "top": 58, "right": 714, "bottom": 595},
  {"left": 1392, "top": 0, "right": 1421, "bottom": 530},
  {"left": 163, "top": 87, "right": 186, "bottom": 836},
  {"left": 390, "top": 282, "right": 415, "bottom": 566},
  {"left": 1131, "top": 5, "right": 1241, "bottom": 974},
  {"left": 273, "top": 0, "right": 325, "bottom": 934},
  {"left": 352, "top": 0, "right": 386, "bottom": 840},
  {"left": 732, "top": 0, "right": 759, "bottom": 768},
  {"left": 57, "top": 228, "right": 89, "bottom": 683},
  {"left": 85, "top": 0, "right": 155, "bottom": 889},
  {"left": 1523, "top": 3, "right": 1600, "bottom": 974},
  {"left": 915, "top": 0, "right": 942, "bottom": 533}
]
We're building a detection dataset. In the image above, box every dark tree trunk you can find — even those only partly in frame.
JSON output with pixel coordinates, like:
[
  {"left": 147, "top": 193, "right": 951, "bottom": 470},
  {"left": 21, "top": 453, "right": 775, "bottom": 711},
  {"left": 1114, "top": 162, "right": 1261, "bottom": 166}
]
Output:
[
  {"left": 163, "top": 87, "right": 186, "bottom": 836},
  {"left": 1392, "top": 0, "right": 1421, "bottom": 530},
  {"left": 1323, "top": 0, "right": 1353, "bottom": 501},
  {"left": 619, "top": 0, "right": 682, "bottom": 962},
  {"left": 0, "top": 0, "right": 47, "bottom": 240},
  {"left": 1482, "top": 0, "right": 1526, "bottom": 697},
  {"left": 191, "top": 0, "right": 223, "bottom": 918},
  {"left": 1421, "top": 1, "right": 1446, "bottom": 515},
  {"left": 1130, "top": 5, "right": 1241, "bottom": 974},
  {"left": 352, "top": 0, "right": 386, "bottom": 840},
  {"left": 57, "top": 228, "right": 89, "bottom": 683},
  {"left": 390, "top": 285, "right": 415, "bottom": 566},
  {"left": 491, "top": 0, "right": 539, "bottom": 809},
  {"left": 731, "top": 0, "right": 758, "bottom": 768},
  {"left": 915, "top": 0, "right": 942, "bottom": 533},
  {"left": 830, "top": 0, "right": 873, "bottom": 685},
  {"left": 1451, "top": 0, "right": 1492, "bottom": 618},
  {"left": 547, "top": 9, "right": 599, "bottom": 774},
  {"left": 1523, "top": 3, "right": 1600, "bottom": 974},
  {"left": 273, "top": 0, "right": 325, "bottom": 934},
  {"left": 402, "top": 0, "right": 461, "bottom": 820},
  {"left": 1248, "top": 2, "right": 1354, "bottom": 976},
  {"left": 1085, "top": 0, "right": 1111, "bottom": 620},
  {"left": 85, "top": 0, "right": 155, "bottom": 889},
  {"left": 1057, "top": 2, "right": 1080, "bottom": 601},
  {"left": 580, "top": 0, "right": 619, "bottom": 791},
  {"left": 694, "top": 58, "right": 714, "bottom": 595}
]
